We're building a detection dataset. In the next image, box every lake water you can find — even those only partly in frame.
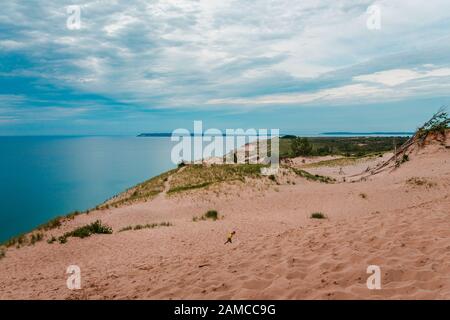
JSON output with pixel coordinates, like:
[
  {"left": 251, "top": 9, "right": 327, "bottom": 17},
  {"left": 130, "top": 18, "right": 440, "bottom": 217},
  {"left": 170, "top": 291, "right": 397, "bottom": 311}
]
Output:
[{"left": 0, "top": 136, "right": 177, "bottom": 242}]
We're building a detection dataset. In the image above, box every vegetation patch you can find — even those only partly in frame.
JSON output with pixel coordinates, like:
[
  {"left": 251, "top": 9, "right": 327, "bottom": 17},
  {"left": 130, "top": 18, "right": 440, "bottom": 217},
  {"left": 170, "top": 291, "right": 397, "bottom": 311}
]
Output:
[
  {"left": 30, "top": 232, "right": 44, "bottom": 245},
  {"left": 280, "top": 136, "right": 409, "bottom": 158},
  {"left": 416, "top": 107, "right": 449, "bottom": 140},
  {"left": 47, "top": 236, "right": 57, "bottom": 244},
  {"left": 118, "top": 222, "right": 173, "bottom": 232},
  {"left": 37, "top": 216, "right": 62, "bottom": 231},
  {"left": 406, "top": 177, "right": 437, "bottom": 188},
  {"left": 0, "top": 248, "right": 5, "bottom": 260},
  {"left": 193, "top": 210, "right": 220, "bottom": 222},
  {"left": 310, "top": 212, "right": 326, "bottom": 219},
  {"left": 2, "top": 234, "right": 27, "bottom": 248},
  {"left": 58, "top": 220, "right": 112, "bottom": 243},
  {"left": 168, "top": 164, "right": 267, "bottom": 194},
  {"left": 2, "top": 231, "right": 44, "bottom": 248},
  {"left": 103, "top": 169, "right": 178, "bottom": 207},
  {"left": 290, "top": 167, "right": 335, "bottom": 183}
]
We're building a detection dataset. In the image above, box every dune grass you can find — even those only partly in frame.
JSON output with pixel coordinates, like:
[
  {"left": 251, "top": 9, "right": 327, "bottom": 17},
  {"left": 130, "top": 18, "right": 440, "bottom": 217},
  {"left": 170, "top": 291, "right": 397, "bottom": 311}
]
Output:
[
  {"left": 2, "top": 231, "right": 44, "bottom": 248},
  {"left": 118, "top": 222, "right": 173, "bottom": 232},
  {"left": 168, "top": 164, "right": 267, "bottom": 194},
  {"left": 104, "top": 168, "right": 178, "bottom": 207},
  {"left": 290, "top": 167, "right": 335, "bottom": 183},
  {"left": 0, "top": 248, "right": 5, "bottom": 260},
  {"left": 58, "top": 220, "right": 112, "bottom": 244}
]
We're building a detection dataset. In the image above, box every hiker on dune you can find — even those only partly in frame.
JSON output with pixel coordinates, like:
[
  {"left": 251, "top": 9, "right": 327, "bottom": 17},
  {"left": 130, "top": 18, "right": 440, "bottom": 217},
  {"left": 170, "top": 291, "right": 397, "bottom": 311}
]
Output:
[{"left": 224, "top": 231, "right": 236, "bottom": 244}]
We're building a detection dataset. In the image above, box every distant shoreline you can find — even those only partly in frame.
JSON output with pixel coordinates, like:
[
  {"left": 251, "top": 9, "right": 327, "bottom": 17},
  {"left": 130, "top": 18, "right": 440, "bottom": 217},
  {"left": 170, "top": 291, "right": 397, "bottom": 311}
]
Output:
[
  {"left": 138, "top": 132, "right": 414, "bottom": 138},
  {"left": 321, "top": 131, "right": 414, "bottom": 136}
]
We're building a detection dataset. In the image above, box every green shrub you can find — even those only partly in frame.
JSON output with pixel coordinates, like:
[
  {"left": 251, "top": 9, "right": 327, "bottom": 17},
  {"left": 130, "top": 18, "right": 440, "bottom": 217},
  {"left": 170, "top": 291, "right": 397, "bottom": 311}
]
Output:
[
  {"left": 310, "top": 212, "right": 326, "bottom": 219},
  {"left": 59, "top": 220, "right": 113, "bottom": 243},
  {"left": 193, "top": 210, "right": 220, "bottom": 222},
  {"left": 58, "top": 236, "right": 67, "bottom": 244},
  {"left": 205, "top": 210, "right": 218, "bottom": 220}
]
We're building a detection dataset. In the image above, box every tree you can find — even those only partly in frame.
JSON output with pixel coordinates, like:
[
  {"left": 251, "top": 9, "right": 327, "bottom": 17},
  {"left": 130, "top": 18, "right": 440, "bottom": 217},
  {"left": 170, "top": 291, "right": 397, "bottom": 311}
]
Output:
[{"left": 291, "top": 137, "right": 313, "bottom": 156}]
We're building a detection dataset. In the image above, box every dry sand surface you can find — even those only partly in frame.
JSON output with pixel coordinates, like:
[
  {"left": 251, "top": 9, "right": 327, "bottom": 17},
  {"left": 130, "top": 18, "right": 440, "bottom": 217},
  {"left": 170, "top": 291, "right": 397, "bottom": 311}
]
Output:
[{"left": 0, "top": 137, "right": 449, "bottom": 299}]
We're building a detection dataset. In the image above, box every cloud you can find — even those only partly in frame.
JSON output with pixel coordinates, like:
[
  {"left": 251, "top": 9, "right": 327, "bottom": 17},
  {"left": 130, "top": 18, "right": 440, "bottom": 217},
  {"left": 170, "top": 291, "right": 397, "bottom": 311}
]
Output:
[
  {"left": 354, "top": 67, "right": 450, "bottom": 86},
  {"left": 1, "top": 0, "right": 450, "bottom": 131}
]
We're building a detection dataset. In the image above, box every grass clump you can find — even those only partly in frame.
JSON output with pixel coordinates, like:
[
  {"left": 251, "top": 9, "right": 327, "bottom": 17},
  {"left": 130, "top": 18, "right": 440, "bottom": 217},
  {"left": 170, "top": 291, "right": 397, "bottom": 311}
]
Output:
[
  {"left": 416, "top": 107, "right": 449, "bottom": 139},
  {"left": 65, "top": 211, "right": 81, "bottom": 220},
  {"left": 0, "top": 248, "right": 5, "bottom": 260},
  {"left": 193, "top": 210, "right": 220, "bottom": 222},
  {"left": 30, "top": 232, "right": 44, "bottom": 245},
  {"left": 118, "top": 226, "right": 133, "bottom": 232},
  {"left": 47, "top": 236, "right": 57, "bottom": 244},
  {"left": 38, "top": 216, "right": 62, "bottom": 231},
  {"left": 290, "top": 167, "right": 335, "bottom": 183},
  {"left": 119, "top": 222, "right": 173, "bottom": 232},
  {"left": 2, "top": 234, "right": 27, "bottom": 248},
  {"left": 406, "top": 177, "right": 436, "bottom": 188},
  {"left": 359, "top": 193, "right": 367, "bottom": 199},
  {"left": 58, "top": 220, "right": 113, "bottom": 243},
  {"left": 310, "top": 212, "right": 326, "bottom": 219}
]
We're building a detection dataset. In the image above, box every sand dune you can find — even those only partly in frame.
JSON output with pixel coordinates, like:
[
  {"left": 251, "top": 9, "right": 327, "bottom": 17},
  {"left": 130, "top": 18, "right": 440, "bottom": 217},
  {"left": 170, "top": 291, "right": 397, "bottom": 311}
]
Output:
[{"left": 0, "top": 134, "right": 449, "bottom": 299}]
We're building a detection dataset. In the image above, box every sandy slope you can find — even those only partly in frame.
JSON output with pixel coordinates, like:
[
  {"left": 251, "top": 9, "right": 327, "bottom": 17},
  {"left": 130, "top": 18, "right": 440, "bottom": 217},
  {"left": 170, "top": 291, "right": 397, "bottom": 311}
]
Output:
[{"left": 0, "top": 138, "right": 449, "bottom": 299}]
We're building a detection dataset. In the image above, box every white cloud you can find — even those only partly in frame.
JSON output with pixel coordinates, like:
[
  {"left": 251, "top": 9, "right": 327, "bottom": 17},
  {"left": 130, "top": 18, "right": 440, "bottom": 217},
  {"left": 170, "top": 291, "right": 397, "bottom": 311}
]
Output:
[
  {"left": 354, "top": 67, "right": 450, "bottom": 86},
  {"left": 1, "top": 0, "right": 450, "bottom": 111},
  {"left": 0, "top": 40, "right": 26, "bottom": 50},
  {"left": 207, "top": 83, "right": 394, "bottom": 105}
]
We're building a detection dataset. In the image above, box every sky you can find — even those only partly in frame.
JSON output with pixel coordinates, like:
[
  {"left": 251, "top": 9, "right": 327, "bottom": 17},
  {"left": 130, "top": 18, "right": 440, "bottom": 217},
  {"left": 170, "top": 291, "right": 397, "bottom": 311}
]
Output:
[{"left": 1, "top": 0, "right": 450, "bottom": 135}]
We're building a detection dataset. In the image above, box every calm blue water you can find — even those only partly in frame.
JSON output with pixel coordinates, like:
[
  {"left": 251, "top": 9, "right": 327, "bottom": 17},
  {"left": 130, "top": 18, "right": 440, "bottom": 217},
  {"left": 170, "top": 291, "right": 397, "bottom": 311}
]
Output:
[{"left": 0, "top": 136, "right": 176, "bottom": 242}]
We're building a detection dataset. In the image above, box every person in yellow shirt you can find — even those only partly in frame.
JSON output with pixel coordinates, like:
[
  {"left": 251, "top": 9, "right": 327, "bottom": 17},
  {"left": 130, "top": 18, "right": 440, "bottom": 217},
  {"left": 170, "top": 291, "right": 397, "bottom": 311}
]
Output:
[{"left": 224, "top": 231, "right": 236, "bottom": 244}]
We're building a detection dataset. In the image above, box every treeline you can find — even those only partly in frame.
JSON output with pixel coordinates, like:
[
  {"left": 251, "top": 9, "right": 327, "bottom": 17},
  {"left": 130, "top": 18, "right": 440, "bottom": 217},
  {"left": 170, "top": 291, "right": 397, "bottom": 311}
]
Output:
[{"left": 280, "top": 136, "right": 410, "bottom": 158}]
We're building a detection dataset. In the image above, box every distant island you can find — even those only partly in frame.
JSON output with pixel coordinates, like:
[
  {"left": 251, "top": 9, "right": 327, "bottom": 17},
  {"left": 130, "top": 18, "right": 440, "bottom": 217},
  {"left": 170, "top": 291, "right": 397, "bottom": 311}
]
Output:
[{"left": 137, "top": 133, "right": 173, "bottom": 137}]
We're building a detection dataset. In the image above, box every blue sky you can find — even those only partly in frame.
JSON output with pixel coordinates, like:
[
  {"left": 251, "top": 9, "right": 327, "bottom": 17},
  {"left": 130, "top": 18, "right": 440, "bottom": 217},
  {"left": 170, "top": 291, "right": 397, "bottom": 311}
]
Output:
[{"left": 1, "top": 0, "right": 450, "bottom": 135}]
